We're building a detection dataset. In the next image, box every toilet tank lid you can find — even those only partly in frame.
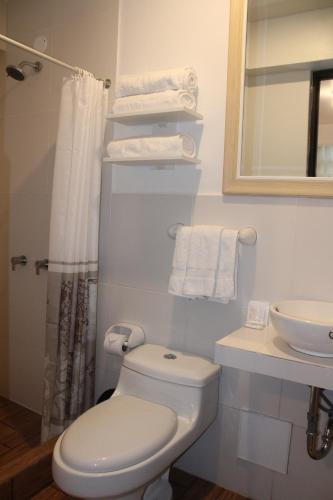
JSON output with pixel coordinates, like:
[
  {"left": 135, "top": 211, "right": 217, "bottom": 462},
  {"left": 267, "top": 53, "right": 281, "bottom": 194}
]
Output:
[{"left": 123, "top": 344, "right": 220, "bottom": 387}]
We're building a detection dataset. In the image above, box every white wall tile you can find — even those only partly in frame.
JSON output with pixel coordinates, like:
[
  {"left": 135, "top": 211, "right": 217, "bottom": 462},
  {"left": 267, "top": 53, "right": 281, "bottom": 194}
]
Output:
[
  {"left": 95, "top": 282, "right": 189, "bottom": 398},
  {"left": 192, "top": 195, "right": 298, "bottom": 303},
  {"left": 220, "top": 367, "right": 282, "bottom": 417},
  {"left": 291, "top": 198, "right": 333, "bottom": 301},
  {"left": 184, "top": 299, "right": 243, "bottom": 359},
  {"left": 177, "top": 404, "right": 274, "bottom": 500},
  {"left": 9, "top": 343, "right": 44, "bottom": 414},
  {"left": 9, "top": 265, "right": 47, "bottom": 352},
  {"left": 279, "top": 381, "right": 310, "bottom": 428},
  {"left": 96, "top": 282, "right": 188, "bottom": 350},
  {"left": 5, "top": 113, "right": 53, "bottom": 195},
  {"left": 99, "top": 193, "right": 193, "bottom": 291},
  {"left": 238, "top": 410, "right": 292, "bottom": 474},
  {"left": 272, "top": 424, "right": 333, "bottom": 500},
  {"left": 4, "top": 40, "right": 52, "bottom": 117},
  {"left": 9, "top": 193, "right": 51, "bottom": 258}
]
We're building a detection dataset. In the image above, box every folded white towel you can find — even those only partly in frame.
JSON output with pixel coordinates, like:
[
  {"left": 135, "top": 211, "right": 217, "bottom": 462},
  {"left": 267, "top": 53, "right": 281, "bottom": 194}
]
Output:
[
  {"left": 168, "top": 225, "right": 192, "bottom": 297},
  {"left": 183, "top": 226, "right": 221, "bottom": 298},
  {"left": 112, "top": 89, "right": 197, "bottom": 114},
  {"left": 115, "top": 67, "right": 198, "bottom": 98},
  {"left": 215, "top": 229, "right": 239, "bottom": 303},
  {"left": 106, "top": 134, "right": 197, "bottom": 160}
]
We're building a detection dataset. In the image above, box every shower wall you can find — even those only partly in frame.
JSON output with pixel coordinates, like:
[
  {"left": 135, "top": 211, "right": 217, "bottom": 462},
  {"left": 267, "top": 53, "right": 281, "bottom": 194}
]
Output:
[
  {"left": 0, "top": 0, "right": 8, "bottom": 398},
  {"left": 3, "top": 0, "right": 119, "bottom": 413}
]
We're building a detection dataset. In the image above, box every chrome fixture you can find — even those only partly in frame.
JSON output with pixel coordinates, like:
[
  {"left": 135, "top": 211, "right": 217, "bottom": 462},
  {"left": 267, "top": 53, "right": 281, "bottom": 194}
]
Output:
[
  {"left": 168, "top": 223, "right": 257, "bottom": 246},
  {"left": 0, "top": 32, "right": 111, "bottom": 88},
  {"left": 6, "top": 60, "right": 42, "bottom": 81},
  {"left": 307, "top": 387, "right": 333, "bottom": 460},
  {"left": 11, "top": 255, "right": 28, "bottom": 271},
  {"left": 35, "top": 258, "right": 48, "bottom": 275}
]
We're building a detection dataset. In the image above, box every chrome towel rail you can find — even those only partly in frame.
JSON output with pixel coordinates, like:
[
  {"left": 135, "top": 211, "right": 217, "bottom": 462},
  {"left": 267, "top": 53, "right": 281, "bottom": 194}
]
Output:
[{"left": 167, "top": 223, "right": 257, "bottom": 246}]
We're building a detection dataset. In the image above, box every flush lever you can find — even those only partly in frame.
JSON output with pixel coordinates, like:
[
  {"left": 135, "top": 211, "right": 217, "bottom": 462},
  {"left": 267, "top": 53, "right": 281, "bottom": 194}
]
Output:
[
  {"left": 11, "top": 255, "right": 28, "bottom": 271},
  {"left": 35, "top": 258, "right": 48, "bottom": 275}
]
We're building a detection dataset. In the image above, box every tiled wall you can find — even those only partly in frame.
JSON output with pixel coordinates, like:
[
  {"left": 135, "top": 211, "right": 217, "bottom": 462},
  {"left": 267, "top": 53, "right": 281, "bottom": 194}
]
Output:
[
  {"left": 94, "top": 1, "right": 333, "bottom": 499},
  {"left": 0, "top": 47, "right": 9, "bottom": 398},
  {"left": 97, "top": 192, "right": 333, "bottom": 500},
  {"left": 4, "top": 0, "right": 119, "bottom": 412}
]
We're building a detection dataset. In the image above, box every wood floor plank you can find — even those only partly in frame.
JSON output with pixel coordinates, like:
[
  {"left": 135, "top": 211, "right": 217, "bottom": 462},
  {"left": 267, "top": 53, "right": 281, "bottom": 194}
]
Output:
[
  {"left": 180, "top": 477, "right": 225, "bottom": 500},
  {"left": 32, "top": 484, "right": 72, "bottom": 499},
  {"left": 0, "top": 401, "right": 24, "bottom": 421},
  {"left": 0, "top": 396, "right": 11, "bottom": 408},
  {"left": 0, "top": 444, "right": 31, "bottom": 468},
  {"left": 0, "top": 436, "right": 57, "bottom": 484},
  {"left": 12, "top": 454, "right": 53, "bottom": 499},
  {"left": 0, "top": 478, "right": 11, "bottom": 500}
]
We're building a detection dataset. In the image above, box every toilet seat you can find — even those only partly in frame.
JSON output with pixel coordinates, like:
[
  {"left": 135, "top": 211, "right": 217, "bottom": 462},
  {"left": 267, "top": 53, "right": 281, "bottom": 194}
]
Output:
[{"left": 60, "top": 395, "right": 178, "bottom": 473}]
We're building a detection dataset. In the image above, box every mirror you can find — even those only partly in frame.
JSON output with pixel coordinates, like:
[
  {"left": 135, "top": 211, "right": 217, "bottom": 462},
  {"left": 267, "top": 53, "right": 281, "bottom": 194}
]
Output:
[{"left": 223, "top": 0, "right": 333, "bottom": 196}]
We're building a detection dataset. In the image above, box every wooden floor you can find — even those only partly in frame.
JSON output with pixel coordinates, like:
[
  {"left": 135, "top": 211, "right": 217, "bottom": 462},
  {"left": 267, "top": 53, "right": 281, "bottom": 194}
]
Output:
[
  {"left": 0, "top": 395, "right": 41, "bottom": 466},
  {"left": 0, "top": 396, "right": 247, "bottom": 500}
]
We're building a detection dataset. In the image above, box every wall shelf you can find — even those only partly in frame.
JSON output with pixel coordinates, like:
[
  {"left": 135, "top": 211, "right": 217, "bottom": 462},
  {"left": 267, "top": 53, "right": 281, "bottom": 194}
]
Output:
[
  {"left": 215, "top": 326, "right": 333, "bottom": 390},
  {"left": 106, "top": 107, "right": 203, "bottom": 125},
  {"left": 246, "top": 57, "right": 333, "bottom": 77},
  {"left": 103, "top": 155, "right": 200, "bottom": 166}
]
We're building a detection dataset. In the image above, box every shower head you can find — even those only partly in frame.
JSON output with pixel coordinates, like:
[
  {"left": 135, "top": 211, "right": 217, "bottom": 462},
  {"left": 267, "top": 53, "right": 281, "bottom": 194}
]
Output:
[{"left": 6, "top": 60, "right": 42, "bottom": 81}]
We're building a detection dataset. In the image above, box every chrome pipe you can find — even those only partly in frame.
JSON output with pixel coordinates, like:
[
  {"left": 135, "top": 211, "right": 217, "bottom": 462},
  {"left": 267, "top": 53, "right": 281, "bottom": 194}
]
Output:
[{"left": 306, "top": 387, "right": 333, "bottom": 460}]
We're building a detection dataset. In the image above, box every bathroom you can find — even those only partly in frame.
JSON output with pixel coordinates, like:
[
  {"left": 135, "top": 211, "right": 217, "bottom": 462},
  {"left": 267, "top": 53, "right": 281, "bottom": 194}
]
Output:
[{"left": 0, "top": 0, "right": 333, "bottom": 498}]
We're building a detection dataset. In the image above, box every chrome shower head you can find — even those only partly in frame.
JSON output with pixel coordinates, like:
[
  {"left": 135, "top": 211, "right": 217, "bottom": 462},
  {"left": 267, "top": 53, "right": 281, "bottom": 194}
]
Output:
[{"left": 6, "top": 60, "right": 42, "bottom": 81}]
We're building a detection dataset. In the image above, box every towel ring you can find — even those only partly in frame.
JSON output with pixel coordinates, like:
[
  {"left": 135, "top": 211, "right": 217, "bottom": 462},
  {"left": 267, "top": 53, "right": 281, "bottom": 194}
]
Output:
[{"left": 167, "top": 223, "right": 257, "bottom": 246}]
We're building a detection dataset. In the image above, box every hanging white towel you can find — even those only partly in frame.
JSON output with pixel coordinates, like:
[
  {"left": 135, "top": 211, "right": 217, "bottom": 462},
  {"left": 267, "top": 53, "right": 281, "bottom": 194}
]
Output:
[
  {"left": 106, "top": 134, "right": 197, "bottom": 160},
  {"left": 168, "top": 226, "right": 192, "bottom": 297},
  {"left": 182, "top": 226, "right": 221, "bottom": 298},
  {"left": 112, "top": 89, "right": 197, "bottom": 114},
  {"left": 215, "top": 229, "right": 239, "bottom": 303},
  {"left": 115, "top": 67, "right": 198, "bottom": 98}
]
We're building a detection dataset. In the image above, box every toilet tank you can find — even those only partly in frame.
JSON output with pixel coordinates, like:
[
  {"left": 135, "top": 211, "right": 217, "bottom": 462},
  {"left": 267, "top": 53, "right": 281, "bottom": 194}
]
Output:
[{"left": 114, "top": 344, "right": 221, "bottom": 425}]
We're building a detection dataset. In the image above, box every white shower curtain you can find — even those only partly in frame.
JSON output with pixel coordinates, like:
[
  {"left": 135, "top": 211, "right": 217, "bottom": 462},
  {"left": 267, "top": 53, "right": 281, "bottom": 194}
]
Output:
[{"left": 42, "top": 73, "right": 107, "bottom": 441}]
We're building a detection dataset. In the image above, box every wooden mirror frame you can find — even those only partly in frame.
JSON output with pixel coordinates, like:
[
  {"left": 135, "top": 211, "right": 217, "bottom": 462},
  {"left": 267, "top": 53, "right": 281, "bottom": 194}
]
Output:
[{"left": 222, "top": 0, "right": 333, "bottom": 197}]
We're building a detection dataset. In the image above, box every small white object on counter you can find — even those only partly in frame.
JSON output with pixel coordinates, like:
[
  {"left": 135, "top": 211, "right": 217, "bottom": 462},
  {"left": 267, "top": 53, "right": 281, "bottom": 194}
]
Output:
[{"left": 245, "top": 300, "right": 270, "bottom": 329}]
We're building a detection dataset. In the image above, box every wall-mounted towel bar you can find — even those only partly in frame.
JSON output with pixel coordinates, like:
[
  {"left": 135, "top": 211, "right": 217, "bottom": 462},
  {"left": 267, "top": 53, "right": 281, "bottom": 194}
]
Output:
[{"left": 167, "top": 223, "right": 257, "bottom": 246}]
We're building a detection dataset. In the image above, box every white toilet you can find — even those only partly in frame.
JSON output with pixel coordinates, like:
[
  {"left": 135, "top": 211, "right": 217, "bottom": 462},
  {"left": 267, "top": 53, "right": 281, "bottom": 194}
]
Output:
[{"left": 53, "top": 344, "right": 220, "bottom": 499}]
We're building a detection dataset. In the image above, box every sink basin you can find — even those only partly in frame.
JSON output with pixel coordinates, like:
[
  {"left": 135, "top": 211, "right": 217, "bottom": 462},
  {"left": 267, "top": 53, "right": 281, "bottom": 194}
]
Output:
[{"left": 270, "top": 300, "right": 333, "bottom": 358}]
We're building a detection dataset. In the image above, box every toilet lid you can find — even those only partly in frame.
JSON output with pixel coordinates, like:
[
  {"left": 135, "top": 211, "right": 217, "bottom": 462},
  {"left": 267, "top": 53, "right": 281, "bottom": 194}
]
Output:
[{"left": 60, "top": 395, "right": 178, "bottom": 473}]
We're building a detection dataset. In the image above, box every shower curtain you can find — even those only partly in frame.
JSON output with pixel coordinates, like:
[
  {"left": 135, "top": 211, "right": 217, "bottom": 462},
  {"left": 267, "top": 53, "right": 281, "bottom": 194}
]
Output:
[{"left": 41, "top": 73, "right": 107, "bottom": 441}]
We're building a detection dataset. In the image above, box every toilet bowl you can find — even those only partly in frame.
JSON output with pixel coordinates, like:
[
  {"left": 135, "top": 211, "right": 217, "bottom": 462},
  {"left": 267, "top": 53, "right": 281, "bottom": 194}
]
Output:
[{"left": 53, "top": 344, "right": 220, "bottom": 499}]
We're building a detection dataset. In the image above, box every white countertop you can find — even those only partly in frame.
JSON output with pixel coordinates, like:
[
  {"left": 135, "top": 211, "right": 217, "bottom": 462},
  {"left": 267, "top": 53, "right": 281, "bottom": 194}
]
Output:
[{"left": 215, "top": 326, "right": 333, "bottom": 390}]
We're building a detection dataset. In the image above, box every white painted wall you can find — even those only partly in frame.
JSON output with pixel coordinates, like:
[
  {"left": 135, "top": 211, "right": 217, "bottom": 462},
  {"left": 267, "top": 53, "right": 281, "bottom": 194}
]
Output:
[{"left": 111, "top": 0, "right": 229, "bottom": 194}]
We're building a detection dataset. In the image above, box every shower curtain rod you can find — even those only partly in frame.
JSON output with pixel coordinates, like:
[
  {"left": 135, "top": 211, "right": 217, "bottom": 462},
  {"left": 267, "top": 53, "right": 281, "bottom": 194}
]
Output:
[{"left": 0, "top": 32, "right": 111, "bottom": 88}]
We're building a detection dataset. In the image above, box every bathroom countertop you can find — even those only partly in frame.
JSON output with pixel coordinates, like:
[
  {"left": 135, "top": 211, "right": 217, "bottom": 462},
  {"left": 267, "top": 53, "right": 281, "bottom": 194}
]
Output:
[{"left": 215, "top": 325, "right": 333, "bottom": 390}]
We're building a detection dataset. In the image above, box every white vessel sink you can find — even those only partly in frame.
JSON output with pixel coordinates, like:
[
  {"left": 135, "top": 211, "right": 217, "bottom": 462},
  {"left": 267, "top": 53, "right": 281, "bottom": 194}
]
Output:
[{"left": 270, "top": 300, "right": 333, "bottom": 358}]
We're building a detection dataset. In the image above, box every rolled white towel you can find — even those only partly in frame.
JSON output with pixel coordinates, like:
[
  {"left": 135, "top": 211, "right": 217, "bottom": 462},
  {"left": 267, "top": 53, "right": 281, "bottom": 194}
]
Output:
[
  {"left": 107, "top": 134, "right": 197, "bottom": 160},
  {"left": 115, "top": 67, "right": 198, "bottom": 98},
  {"left": 112, "top": 89, "right": 197, "bottom": 114}
]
